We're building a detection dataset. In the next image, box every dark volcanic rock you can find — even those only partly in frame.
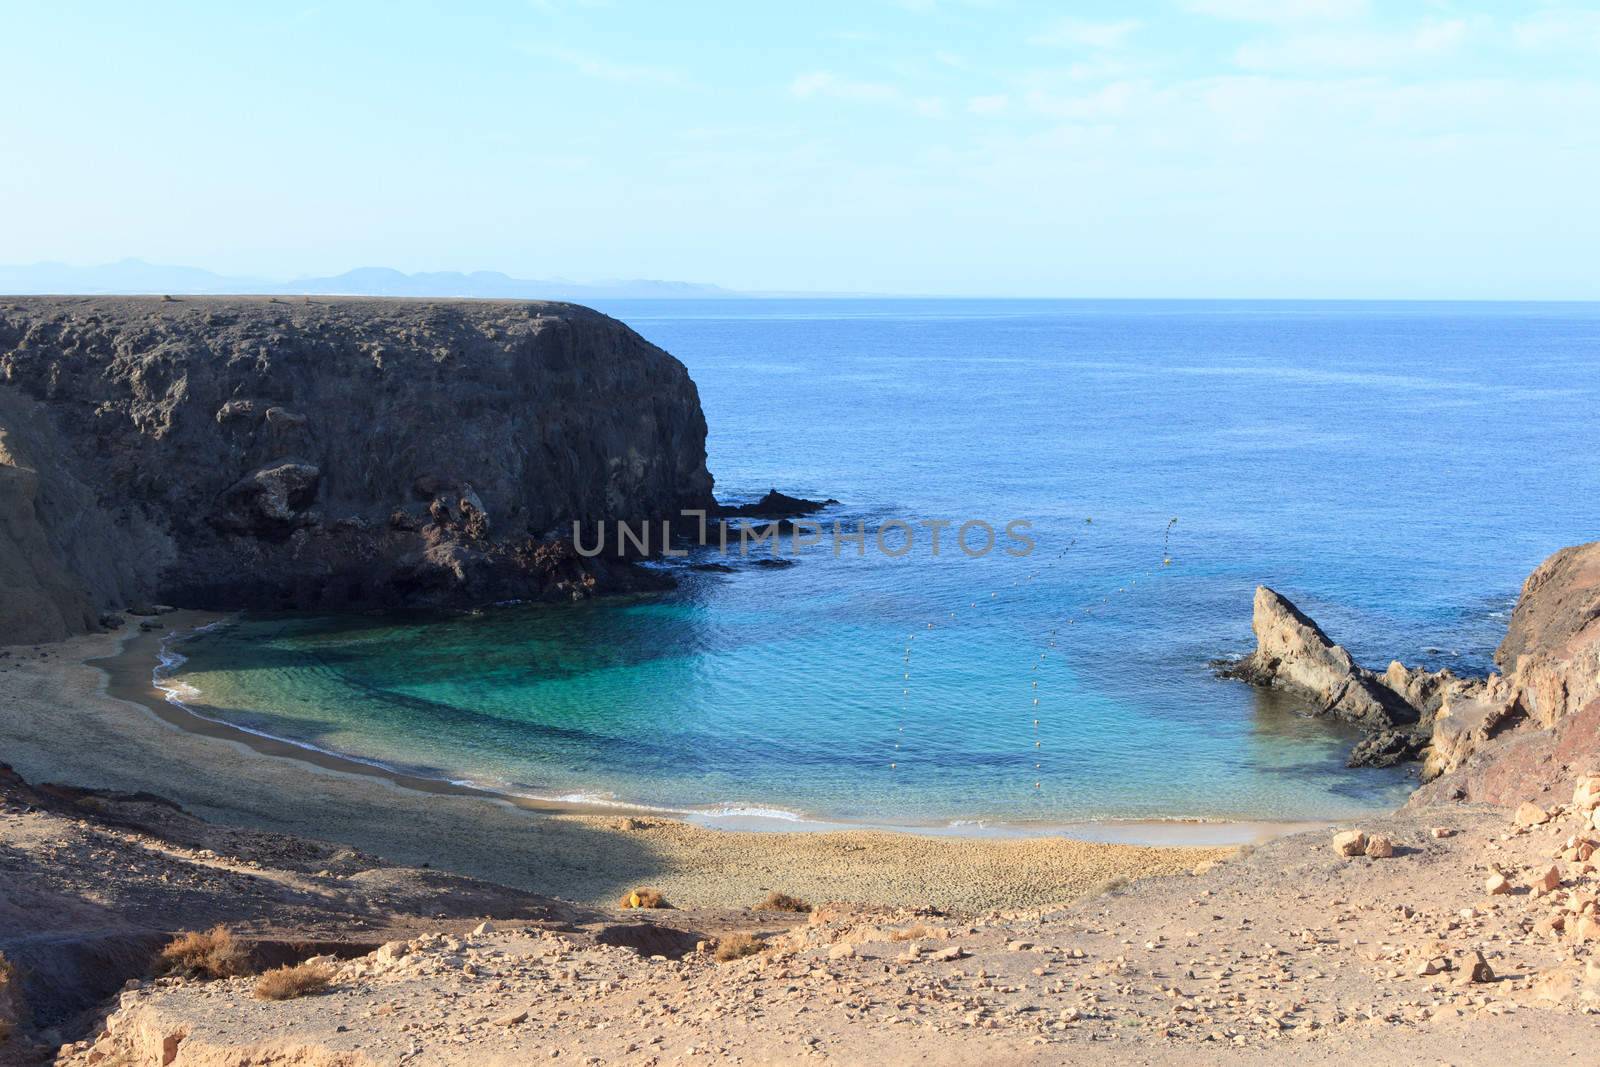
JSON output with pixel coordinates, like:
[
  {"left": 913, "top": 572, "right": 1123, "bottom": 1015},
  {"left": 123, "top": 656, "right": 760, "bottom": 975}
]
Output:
[
  {"left": 0, "top": 296, "right": 715, "bottom": 642},
  {"left": 1346, "top": 729, "right": 1427, "bottom": 769},
  {"left": 713, "top": 489, "right": 836, "bottom": 519}
]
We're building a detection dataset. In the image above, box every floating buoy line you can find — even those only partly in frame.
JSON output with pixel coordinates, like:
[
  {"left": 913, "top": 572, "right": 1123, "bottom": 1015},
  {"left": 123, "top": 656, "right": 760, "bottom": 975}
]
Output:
[{"left": 892, "top": 517, "right": 1182, "bottom": 803}]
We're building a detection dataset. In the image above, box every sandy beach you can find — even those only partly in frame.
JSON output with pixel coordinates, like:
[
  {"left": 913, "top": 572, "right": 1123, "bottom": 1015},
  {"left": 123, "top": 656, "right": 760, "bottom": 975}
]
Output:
[{"left": 0, "top": 615, "right": 1231, "bottom": 914}]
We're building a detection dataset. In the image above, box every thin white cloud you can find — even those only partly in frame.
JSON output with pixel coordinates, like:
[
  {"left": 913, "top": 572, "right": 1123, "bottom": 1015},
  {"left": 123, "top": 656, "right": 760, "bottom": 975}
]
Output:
[
  {"left": 1179, "top": 0, "right": 1368, "bottom": 23},
  {"left": 890, "top": 0, "right": 1004, "bottom": 11},
  {"left": 519, "top": 44, "right": 682, "bottom": 85},
  {"left": 1023, "top": 81, "right": 1143, "bottom": 123},
  {"left": 527, "top": 0, "right": 612, "bottom": 12},
  {"left": 790, "top": 70, "right": 900, "bottom": 103},
  {"left": 789, "top": 70, "right": 946, "bottom": 117},
  {"left": 1512, "top": 9, "right": 1600, "bottom": 52},
  {"left": 1029, "top": 17, "right": 1143, "bottom": 50},
  {"left": 967, "top": 93, "right": 1009, "bottom": 116},
  {"left": 1233, "top": 19, "right": 1467, "bottom": 71}
]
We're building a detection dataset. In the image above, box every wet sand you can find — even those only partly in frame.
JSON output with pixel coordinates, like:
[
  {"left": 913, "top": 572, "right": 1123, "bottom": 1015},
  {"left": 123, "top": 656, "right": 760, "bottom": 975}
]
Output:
[{"left": 0, "top": 617, "right": 1233, "bottom": 912}]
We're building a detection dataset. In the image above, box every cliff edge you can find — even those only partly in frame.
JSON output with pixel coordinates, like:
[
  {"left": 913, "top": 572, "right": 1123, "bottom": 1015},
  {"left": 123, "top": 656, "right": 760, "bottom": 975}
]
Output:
[
  {"left": 0, "top": 297, "right": 715, "bottom": 643},
  {"left": 1222, "top": 540, "right": 1600, "bottom": 801}
]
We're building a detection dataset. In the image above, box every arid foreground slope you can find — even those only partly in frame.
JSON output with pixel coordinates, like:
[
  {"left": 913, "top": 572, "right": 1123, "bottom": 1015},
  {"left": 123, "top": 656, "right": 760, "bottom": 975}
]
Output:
[{"left": 8, "top": 765, "right": 1599, "bottom": 1066}]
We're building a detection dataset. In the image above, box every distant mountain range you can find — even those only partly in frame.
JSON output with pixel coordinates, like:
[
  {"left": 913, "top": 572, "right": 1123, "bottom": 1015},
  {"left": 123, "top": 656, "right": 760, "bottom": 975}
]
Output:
[{"left": 0, "top": 259, "right": 748, "bottom": 300}]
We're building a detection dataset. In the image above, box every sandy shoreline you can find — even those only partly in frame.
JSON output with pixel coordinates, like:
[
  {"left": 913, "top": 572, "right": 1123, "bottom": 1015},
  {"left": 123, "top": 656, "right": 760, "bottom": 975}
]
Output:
[{"left": 0, "top": 615, "right": 1245, "bottom": 912}]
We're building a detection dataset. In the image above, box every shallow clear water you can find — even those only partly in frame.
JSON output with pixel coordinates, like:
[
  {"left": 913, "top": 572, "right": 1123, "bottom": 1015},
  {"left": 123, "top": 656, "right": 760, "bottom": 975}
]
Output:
[{"left": 166, "top": 299, "right": 1600, "bottom": 826}]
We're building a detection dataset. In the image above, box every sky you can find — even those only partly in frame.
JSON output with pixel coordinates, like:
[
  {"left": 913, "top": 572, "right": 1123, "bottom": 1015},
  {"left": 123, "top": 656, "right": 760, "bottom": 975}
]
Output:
[{"left": 3, "top": 0, "right": 1599, "bottom": 298}]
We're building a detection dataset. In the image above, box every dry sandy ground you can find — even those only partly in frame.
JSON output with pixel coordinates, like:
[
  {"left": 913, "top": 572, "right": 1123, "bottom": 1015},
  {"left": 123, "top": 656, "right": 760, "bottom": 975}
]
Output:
[{"left": 34, "top": 798, "right": 1600, "bottom": 1066}]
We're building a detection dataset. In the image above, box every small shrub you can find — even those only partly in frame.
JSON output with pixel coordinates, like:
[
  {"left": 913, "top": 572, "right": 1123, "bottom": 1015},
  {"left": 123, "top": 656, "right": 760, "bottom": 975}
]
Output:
[
  {"left": 754, "top": 891, "right": 811, "bottom": 913},
  {"left": 0, "top": 951, "right": 22, "bottom": 1042},
  {"left": 253, "top": 961, "right": 335, "bottom": 1001},
  {"left": 618, "top": 887, "right": 670, "bottom": 909},
  {"left": 1092, "top": 875, "right": 1132, "bottom": 898},
  {"left": 714, "top": 933, "right": 764, "bottom": 962},
  {"left": 157, "top": 926, "right": 251, "bottom": 979}
]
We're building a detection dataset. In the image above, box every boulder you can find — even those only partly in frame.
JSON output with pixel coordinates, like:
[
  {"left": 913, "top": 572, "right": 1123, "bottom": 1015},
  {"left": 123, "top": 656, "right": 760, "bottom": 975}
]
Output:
[
  {"left": 1514, "top": 801, "right": 1550, "bottom": 827},
  {"left": 1332, "top": 830, "right": 1368, "bottom": 857},
  {"left": 1574, "top": 775, "right": 1600, "bottom": 813},
  {"left": 375, "top": 941, "right": 410, "bottom": 965},
  {"left": 212, "top": 461, "right": 321, "bottom": 534},
  {"left": 1364, "top": 834, "right": 1395, "bottom": 859},
  {"left": 713, "top": 490, "right": 837, "bottom": 519},
  {"left": 1419, "top": 685, "right": 1521, "bottom": 783},
  {"left": 1454, "top": 950, "right": 1495, "bottom": 985}
]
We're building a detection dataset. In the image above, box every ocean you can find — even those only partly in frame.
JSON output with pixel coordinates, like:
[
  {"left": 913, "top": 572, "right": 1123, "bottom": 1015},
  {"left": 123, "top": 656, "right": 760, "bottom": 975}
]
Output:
[{"left": 161, "top": 299, "right": 1600, "bottom": 829}]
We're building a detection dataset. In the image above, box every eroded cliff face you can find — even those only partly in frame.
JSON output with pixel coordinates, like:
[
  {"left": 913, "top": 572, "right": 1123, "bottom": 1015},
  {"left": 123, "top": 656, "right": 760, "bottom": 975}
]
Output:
[
  {"left": 0, "top": 297, "right": 715, "bottom": 642},
  {"left": 1413, "top": 540, "right": 1600, "bottom": 804},
  {"left": 1221, "top": 541, "right": 1600, "bottom": 800}
]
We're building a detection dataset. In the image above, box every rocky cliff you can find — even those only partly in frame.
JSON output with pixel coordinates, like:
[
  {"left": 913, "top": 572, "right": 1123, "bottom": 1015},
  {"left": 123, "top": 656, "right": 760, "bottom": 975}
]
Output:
[
  {"left": 1412, "top": 539, "right": 1600, "bottom": 806},
  {"left": 0, "top": 297, "right": 715, "bottom": 644},
  {"left": 1222, "top": 540, "right": 1600, "bottom": 795},
  {"left": 1215, "top": 586, "right": 1475, "bottom": 767}
]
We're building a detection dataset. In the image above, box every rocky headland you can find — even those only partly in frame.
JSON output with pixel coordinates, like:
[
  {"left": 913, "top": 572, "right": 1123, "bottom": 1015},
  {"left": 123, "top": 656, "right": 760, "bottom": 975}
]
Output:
[
  {"left": 0, "top": 296, "right": 718, "bottom": 645},
  {"left": 1219, "top": 540, "right": 1600, "bottom": 795}
]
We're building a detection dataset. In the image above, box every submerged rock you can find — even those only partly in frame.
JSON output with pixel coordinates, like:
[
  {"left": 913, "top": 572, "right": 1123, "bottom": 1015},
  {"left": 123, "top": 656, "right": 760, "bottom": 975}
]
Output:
[{"left": 713, "top": 489, "right": 837, "bottom": 519}]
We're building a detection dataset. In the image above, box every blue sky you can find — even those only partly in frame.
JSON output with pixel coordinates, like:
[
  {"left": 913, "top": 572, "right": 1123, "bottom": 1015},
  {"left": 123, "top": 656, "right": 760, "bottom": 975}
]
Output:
[{"left": 4, "top": 0, "right": 1599, "bottom": 297}]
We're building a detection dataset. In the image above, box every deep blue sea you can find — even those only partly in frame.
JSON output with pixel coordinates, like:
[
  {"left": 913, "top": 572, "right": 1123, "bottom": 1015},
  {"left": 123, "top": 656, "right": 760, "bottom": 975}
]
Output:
[{"left": 164, "top": 300, "right": 1600, "bottom": 828}]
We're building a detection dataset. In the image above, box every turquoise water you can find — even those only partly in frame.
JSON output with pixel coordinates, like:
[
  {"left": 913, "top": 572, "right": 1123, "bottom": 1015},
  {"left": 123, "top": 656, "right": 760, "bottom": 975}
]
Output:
[{"left": 164, "top": 300, "right": 1600, "bottom": 826}]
